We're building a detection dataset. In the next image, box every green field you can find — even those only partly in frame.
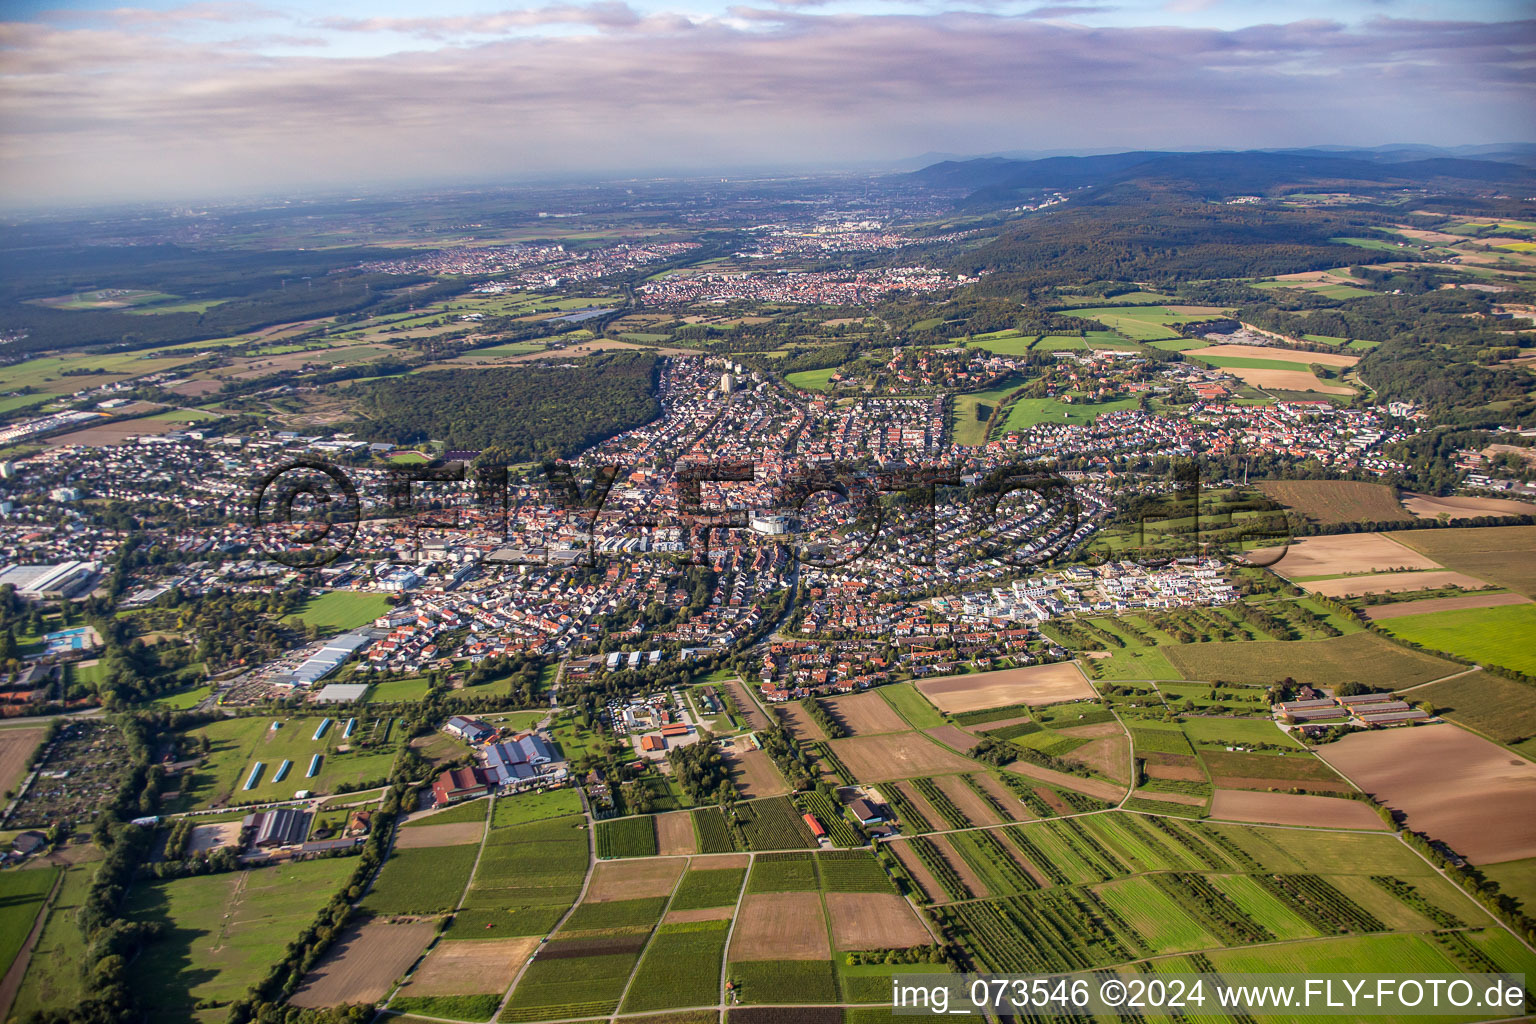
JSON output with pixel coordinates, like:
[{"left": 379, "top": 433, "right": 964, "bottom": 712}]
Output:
[
  {"left": 998, "top": 395, "right": 1139, "bottom": 432},
  {"left": 125, "top": 858, "right": 358, "bottom": 1021},
  {"left": 622, "top": 920, "right": 730, "bottom": 1012},
  {"left": 879, "top": 683, "right": 946, "bottom": 728},
  {"left": 152, "top": 684, "right": 211, "bottom": 709},
  {"left": 1377, "top": 603, "right": 1536, "bottom": 675},
  {"left": 0, "top": 868, "right": 59, "bottom": 980},
  {"left": 453, "top": 814, "right": 589, "bottom": 938},
  {"left": 1482, "top": 857, "right": 1536, "bottom": 914},
  {"left": 361, "top": 844, "right": 479, "bottom": 915},
  {"left": 964, "top": 334, "right": 1039, "bottom": 356},
  {"left": 785, "top": 368, "right": 838, "bottom": 391},
  {"left": 950, "top": 377, "right": 1025, "bottom": 445},
  {"left": 1068, "top": 307, "right": 1191, "bottom": 341},
  {"left": 366, "top": 676, "right": 433, "bottom": 702},
  {"left": 174, "top": 715, "right": 398, "bottom": 808},
  {"left": 9, "top": 860, "right": 99, "bottom": 1019},
  {"left": 492, "top": 787, "right": 583, "bottom": 827},
  {"left": 285, "top": 591, "right": 394, "bottom": 632},
  {"left": 1033, "top": 335, "right": 1086, "bottom": 351}
]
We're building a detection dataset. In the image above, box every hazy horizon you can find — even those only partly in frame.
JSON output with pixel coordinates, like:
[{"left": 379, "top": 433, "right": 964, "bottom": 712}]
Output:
[{"left": 2, "top": 0, "right": 1532, "bottom": 207}]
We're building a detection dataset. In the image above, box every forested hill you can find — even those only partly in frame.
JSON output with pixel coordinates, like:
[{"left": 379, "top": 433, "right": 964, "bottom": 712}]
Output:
[
  {"left": 911, "top": 149, "right": 1536, "bottom": 208},
  {"left": 949, "top": 203, "right": 1393, "bottom": 288},
  {"left": 346, "top": 352, "right": 661, "bottom": 457}
]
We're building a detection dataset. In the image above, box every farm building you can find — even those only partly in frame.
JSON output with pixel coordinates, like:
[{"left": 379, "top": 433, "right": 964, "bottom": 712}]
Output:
[
  {"left": 1357, "top": 708, "right": 1433, "bottom": 725},
  {"left": 1348, "top": 700, "right": 1412, "bottom": 716},
  {"left": 639, "top": 734, "right": 665, "bottom": 752},
  {"left": 444, "top": 715, "right": 496, "bottom": 743},
  {"left": 10, "top": 831, "right": 46, "bottom": 856},
  {"left": 480, "top": 731, "right": 564, "bottom": 785},
  {"left": 245, "top": 808, "right": 311, "bottom": 848},
  {"left": 848, "top": 797, "right": 886, "bottom": 825},
  {"left": 803, "top": 812, "right": 827, "bottom": 840},
  {"left": 433, "top": 766, "right": 493, "bottom": 804},
  {"left": 1337, "top": 692, "right": 1397, "bottom": 705},
  {"left": 1283, "top": 706, "right": 1350, "bottom": 722},
  {"left": 1277, "top": 698, "right": 1339, "bottom": 712}
]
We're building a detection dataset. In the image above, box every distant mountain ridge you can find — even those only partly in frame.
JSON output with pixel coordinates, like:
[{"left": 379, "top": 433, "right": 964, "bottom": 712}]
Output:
[{"left": 909, "top": 147, "right": 1536, "bottom": 209}]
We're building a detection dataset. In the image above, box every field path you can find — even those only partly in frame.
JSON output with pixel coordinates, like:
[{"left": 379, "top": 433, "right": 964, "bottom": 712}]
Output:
[
  {"left": 716, "top": 856, "right": 754, "bottom": 1010},
  {"left": 610, "top": 848, "right": 693, "bottom": 1017},
  {"left": 489, "top": 793, "right": 599, "bottom": 1024},
  {"left": 1394, "top": 664, "right": 1482, "bottom": 694}
]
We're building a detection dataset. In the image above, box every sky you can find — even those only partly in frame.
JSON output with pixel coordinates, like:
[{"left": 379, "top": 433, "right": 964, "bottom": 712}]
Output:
[{"left": 0, "top": 0, "right": 1532, "bottom": 206}]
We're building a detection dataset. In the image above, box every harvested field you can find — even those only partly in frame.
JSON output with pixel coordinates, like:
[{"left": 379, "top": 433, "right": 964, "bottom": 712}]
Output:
[
  {"left": 1388, "top": 526, "right": 1536, "bottom": 600},
  {"left": 727, "top": 893, "right": 829, "bottom": 961},
  {"left": 914, "top": 663, "right": 1095, "bottom": 713},
  {"left": 664, "top": 905, "right": 736, "bottom": 924},
  {"left": 822, "top": 693, "right": 907, "bottom": 735},
  {"left": 1208, "top": 790, "right": 1387, "bottom": 830},
  {"left": 923, "top": 725, "right": 982, "bottom": 752},
  {"left": 1403, "top": 494, "right": 1536, "bottom": 520},
  {"left": 1258, "top": 480, "right": 1411, "bottom": 525},
  {"left": 723, "top": 681, "right": 772, "bottom": 731},
  {"left": 1411, "top": 670, "right": 1536, "bottom": 758},
  {"left": 930, "top": 775, "right": 1002, "bottom": 826},
  {"left": 1317, "top": 724, "right": 1536, "bottom": 863},
  {"left": 776, "top": 703, "right": 827, "bottom": 742},
  {"left": 970, "top": 774, "right": 1034, "bottom": 820},
  {"left": 824, "top": 893, "right": 931, "bottom": 950},
  {"left": 0, "top": 728, "right": 47, "bottom": 798},
  {"left": 656, "top": 810, "right": 698, "bottom": 856},
  {"left": 1365, "top": 593, "right": 1531, "bottom": 620},
  {"left": 1142, "top": 753, "right": 1204, "bottom": 782},
  {"left": 399, "top": 937, "right": 538, "bottom": 997},
  {"left": 392, "top": 822, "right": 485, "bottom": 848},
  {"left": 45, "top": 416, "right": 187, "bottom": 448},
  {"left": 826, "top": 733, "right": 977, "bottom": 782},
  {"left": 585, "top": 858, "right": 687, "bottom": 902},
  {"left": 890, "top": 841, "right": 943, "bottom": 902},
  {"left": 1190, "top": 344, "right": 1357, "bottom": 367},
  {"left": 725, "top": 749, "right": 790, "bottom": 799},
  {"left": 1307, "top": 571, "right": 1489, "bottom": 597},
  {"left": 1055, "top": 722, "right": 1126, "bottom": 739},
  {"left": 166, "top": 379, "right": 223, "bottom": 397},
  {"left": 1227, "top": 367, "right": 1353, "bottom": 394},
  {"left": 1004, "top": 760, "right": 1126, "bottom": 802},
  {"left": 1063, "top": 735, "right": 1131, "bottom": 783},
  {"left": 288, "top": 920, "right": 436, "bottom": 1007},
  {"left": 1257, "top": 533, "right": 1440, "bottom": 579}
]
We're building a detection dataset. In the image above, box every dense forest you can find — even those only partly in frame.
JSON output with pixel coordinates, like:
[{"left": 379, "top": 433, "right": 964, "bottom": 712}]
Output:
[
  {"left": 345, "top": 352, "right": 661, "bottom": 456},
  {"left": 952, "top": 203, "right": 1396, "bottom": 290}
]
